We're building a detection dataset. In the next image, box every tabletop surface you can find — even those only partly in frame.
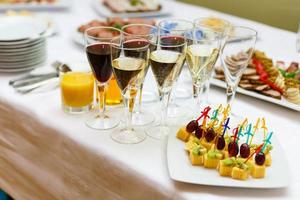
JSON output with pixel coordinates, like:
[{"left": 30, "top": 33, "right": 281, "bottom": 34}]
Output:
[{"left": 0, "top": 0, "right": 300, "bottom": 200}]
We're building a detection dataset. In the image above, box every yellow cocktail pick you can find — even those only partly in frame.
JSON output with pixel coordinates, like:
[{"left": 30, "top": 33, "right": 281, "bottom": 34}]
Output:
[{"left": 249, "top": 117, "right": 260, "bottom": 145}]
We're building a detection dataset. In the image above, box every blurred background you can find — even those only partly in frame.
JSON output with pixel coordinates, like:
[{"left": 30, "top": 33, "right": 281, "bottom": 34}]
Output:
[{"left": 179, "top": 0, "right": 300, "bottom": 32}]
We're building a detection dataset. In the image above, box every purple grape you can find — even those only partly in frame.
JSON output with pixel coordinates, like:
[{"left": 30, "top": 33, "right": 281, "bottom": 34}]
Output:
[
  {"left": 216, "top": 136, "right": 225, "bottom": 150},
  {"left": 255, "top": 152, "right": 265, "bottom": 165},
  {"left": 228, "top": 141, "right": 239, "bottom": 157},
  {"left": 240, "top": 143, "right": 250, "bottom": 158},
  {"left": 186, "top": 120, "right": 198, "bottom": 133},
  {"left": 205, "top": 128, "right": 216, "bottom": 142},
  {"left": 195, "top": 126, "right": 204, "bottom": 139}
]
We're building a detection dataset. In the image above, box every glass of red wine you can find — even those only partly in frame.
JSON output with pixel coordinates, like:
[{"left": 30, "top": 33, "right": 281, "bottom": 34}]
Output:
[
  {"left": 110, "top": 34, "right": 150, "bottom": 144},
  {"left": 147, "top": 31, "right": 187, "bottom": 139},
  {"left": 121, "top": 24, "right": 158, "bottom": 126},
  {"left": 84, "top": 26, "right": 121, "bottom": 130}
]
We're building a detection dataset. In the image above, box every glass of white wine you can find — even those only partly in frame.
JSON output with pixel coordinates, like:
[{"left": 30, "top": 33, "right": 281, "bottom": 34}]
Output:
[
  {"left": 186, "top": 25, "right": 221, "bottom": 115},
  {"left": 121, "top": 24, "right": 158, "bottom": 126},
  {"left": 147, "top": 30, "right": 187, "bottom": 139},
  {"left": 158, "top": 19, "right": 194, "bottom": 118},
  {"left": 194, "top": 17, "right": 232, "bottom": 105},
  {"left": 110, "top": 34, "right": 150, "bottom": 144}
]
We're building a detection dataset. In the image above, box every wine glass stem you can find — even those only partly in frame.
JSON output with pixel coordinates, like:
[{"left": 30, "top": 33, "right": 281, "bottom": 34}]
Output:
[
  {"left": 123, "top": 89, "right": 138, "bottom": 131},
  {"left": 135, "top": 84, "right": 144, "bottom": 114},
  {"left": 226, "top": 84, "right": 237, "bottom": 109},
  {"left": 97, "top": 83, "right": 107, "bottom": 119},
  {"left": 159, "top": 90, "right": 171, "bottom": 127},
  {"left": 203, "top": 81, "right": 210, "bottom": 104},
  {"left": 193, "top": 84, "right": 203, "bottom": 109}
]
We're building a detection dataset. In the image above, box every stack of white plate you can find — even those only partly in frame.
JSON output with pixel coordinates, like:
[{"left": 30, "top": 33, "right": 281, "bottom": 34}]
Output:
[{"left": 0, "top": 16, "right": 48, "bottom": 73}]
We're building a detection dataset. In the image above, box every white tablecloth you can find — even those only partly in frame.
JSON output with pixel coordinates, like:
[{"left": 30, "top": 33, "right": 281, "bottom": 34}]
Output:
[{"left": 0, "top": 0, "right": 300, "bottom": 199}]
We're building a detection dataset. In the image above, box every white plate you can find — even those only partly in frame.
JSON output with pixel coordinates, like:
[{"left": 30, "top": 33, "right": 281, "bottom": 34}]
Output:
[
  {"left": 167, "top": 126, "right": 289, "bottom": 188},
  {"left": 0, "top": 55, "right": 46, "bottom": 68},
  {"left": 0, "top": 0, "right": 70, "bottom": 11},
  {"left": 0, "top": 60, "right": 45, "bottom": 72},
  {"left": 211, "top": 78, "right": 300, "bottom": 112},
  {"left": 0, "top": 46, "right": 45, "bottom": 57},
  {"left": 0, "top": 37, "right": 44, "bottom": 48},
  {"left": 0, "top": 16, "right": 48, "bottom": 41},
  {"left": 0, "top": 40, "right": 45, "bottom": 53},
  {"left": 92, "top": 0, "right": 171, "bottom": 18},
  {"left": 0, "top": 51, "right": 46, "bottom": 62}
]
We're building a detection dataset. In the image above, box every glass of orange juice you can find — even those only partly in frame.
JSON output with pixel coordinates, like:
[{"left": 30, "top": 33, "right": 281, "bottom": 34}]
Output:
[{"left": 60, "top": 71, "right": 94, "bottom": 114}]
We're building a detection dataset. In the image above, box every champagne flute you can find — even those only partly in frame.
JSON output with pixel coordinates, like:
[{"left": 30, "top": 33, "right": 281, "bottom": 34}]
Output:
[
  {"left": 111, "top": 34, "right": 150, "bottom": 144},
  {"left": 186, "top": 25, "right": 221, "bottom": 115},
  {"left": 220, "top": 26, "right": 257, "bottom": 117},
  {"left": 147, "top": 31, "right": 187, "bottom": 139},
  {"left": 194, "top": 17, "right": 232, "bottom": 105},
  {"left": 158, "top": 19, "right": 194, "bottom": 118},
  {"left": 84, "top": 27, "right": 121, "bottom": 130},
  {"left": 121, "top": 24, "right": 158, "bottom": 126}
]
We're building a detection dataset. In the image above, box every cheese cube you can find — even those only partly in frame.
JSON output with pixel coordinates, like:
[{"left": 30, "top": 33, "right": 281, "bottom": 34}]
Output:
[
  {"left": 176, "top": 127, "right": 190, "bottom": 142},
  {"left": 231, "top": 167, "right": 249, "bottom": 180},
  {"left": 265, "top": 153, "right": 272, "bottom": 166},
  {"left": 189, "top": 152, "right": 204, "bottom": 166},
  {"left": 218, "top": 160, "right": 234, "bottom": 177},
  {"left": 200, "top": 139, "right": 213, "bottom": 150},
  {"left": 251, "top": 164, "right": 266, "bottom": 178},
  {"left": 204, "top": 154, "right": 219, "bottom": 169}
]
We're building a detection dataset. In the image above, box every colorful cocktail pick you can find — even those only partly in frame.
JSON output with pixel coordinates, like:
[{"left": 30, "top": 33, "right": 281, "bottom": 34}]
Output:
[
  {"left": 244, "top": 143, "right": 264, "bottom": 163},
  {"left": 244, "top": 123, "right": 253, "bottom": 144},
  {"left": 222, "top": 117, "right": 231, "bottom": 136},
  {"left": 261, "top": 117, "right": 268, "bottom": 140},
  {"left": 196, "top": 106, "right": 211, "bottom": 128},
  {"left": 249, "top": 118, "right": 260, "bottom": 145},
  {"left": 261, "top": 131, "right": 273, "bottom": 153}
]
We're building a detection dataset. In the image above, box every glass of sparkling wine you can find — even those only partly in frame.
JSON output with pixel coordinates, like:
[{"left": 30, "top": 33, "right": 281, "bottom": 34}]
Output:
[
  {"left": 220, "top": 26, "right": 257, "bottom": 117},
  {"left": 84, "top": 27, "right": 121, "bottom": 130},
  {"left": 157, "top": 19, "right": 194, "bottom": 118},
  {"left": 111, "top": 34, "right": 150, "bottom": 144},
  {"left": 186, "top": 25, "right": 221, "bottom": 115},
  {"left": 193, "top": 17, "right": 232, "bottom": 105},
  {"left": 121, "top": 24, "right": 158, "bottom": 126},
  {"left": 147, "top": 31, "right": 187, "bottom": 139}
]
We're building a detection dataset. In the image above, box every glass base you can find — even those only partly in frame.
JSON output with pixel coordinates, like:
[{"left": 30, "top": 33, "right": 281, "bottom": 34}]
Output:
[
  {"left": 121, "top": 111, "right": 155, "bottom": 126},
  {"left": 86, "top": 114, "right": 119, "bottom": 130},
  {"left": 142, "top": 91, "right": 158, "bottom": 103},
  {"left": 147, "top": 125, "right": 169, "bottom": 140},
  {"left": 173, "top": 88, "right": 191, "bottom": 99},
  {"left": 111, "top": 127, "right": 146, "bottom": 144},
  {"left": 167, "top": 103, "right": 187, "bottom": 118},
  {"left": 62, "top": 104, "right": 92, "bottom": 114}
]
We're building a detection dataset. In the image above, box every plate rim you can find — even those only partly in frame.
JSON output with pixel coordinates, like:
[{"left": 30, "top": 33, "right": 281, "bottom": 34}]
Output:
[
  {"left": 0, "top": 16, "right": 48, "bottom": 41},
  {"left": 0, "top": 0, "right": 70, "bottom": 11},
  {"left": 92, "top": 0, "right": 171, "bottom": 18},
  {"left": 210, "top": 78, "right": 300, "bottom": 112}
]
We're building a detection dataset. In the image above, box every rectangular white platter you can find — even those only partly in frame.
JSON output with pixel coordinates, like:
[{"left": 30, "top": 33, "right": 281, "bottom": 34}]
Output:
[
  {"left": 211, "top": 78, "right": 300, "bottom": 112},
  {"left": 0, "top": 0, "right": 70, "bottom": 11},
  {"left": 167, "top": 126, "right": 289, "bottom": 188},
  {"left": 92, "top": 0, "right": 171, "bottom": 18}
]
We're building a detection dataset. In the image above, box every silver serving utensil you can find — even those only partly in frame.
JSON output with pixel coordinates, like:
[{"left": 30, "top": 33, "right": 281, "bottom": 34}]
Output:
[
  {"left": 11, "top": 73, "right": 58, "bottom": 88},
  {"left": 14, "top": 61, "right": 72, "bottom": 94},
  {"left": 11, "top": 61, "right": 71, "bottom": 88},
  {"left": 15, "top": 78, "right": 59, "bottom": 94}
]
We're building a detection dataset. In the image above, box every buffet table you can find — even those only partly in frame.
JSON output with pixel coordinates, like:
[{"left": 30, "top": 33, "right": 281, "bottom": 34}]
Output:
[{"left": 0, "top": 0, "right": 299, "bottom": 199}]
